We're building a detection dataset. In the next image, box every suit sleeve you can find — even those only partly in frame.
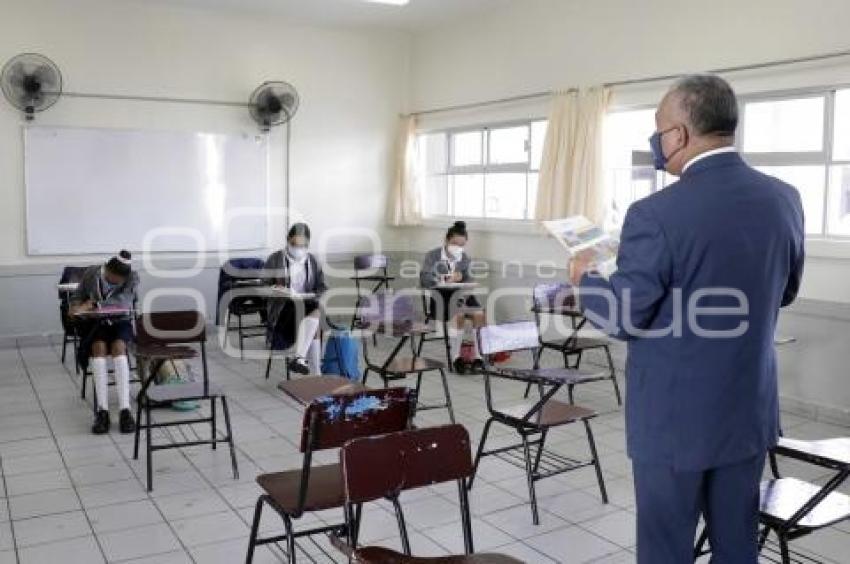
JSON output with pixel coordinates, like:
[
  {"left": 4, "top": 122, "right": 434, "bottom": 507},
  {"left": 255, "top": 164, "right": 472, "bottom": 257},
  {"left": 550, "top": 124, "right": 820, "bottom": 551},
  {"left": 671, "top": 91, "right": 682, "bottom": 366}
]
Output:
[
  {"left": 578, "top": 202, "right": 673, "bottom": 340},
  {"left": 781, "top": 190, "right": 805, "bottom": 307}
]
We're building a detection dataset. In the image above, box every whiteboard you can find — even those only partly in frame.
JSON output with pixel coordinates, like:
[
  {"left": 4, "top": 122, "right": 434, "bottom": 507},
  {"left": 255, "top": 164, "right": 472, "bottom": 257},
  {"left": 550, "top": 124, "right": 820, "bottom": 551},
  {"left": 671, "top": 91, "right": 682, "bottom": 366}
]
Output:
[{"left": 25, "top": 126, "right": 269, "bottom": 255}]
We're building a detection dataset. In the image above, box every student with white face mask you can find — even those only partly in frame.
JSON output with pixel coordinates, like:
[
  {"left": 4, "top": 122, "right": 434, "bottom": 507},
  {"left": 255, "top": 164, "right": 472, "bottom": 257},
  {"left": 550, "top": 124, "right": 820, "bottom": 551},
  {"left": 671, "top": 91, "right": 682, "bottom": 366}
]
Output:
[
  {"left": 263, "top": 223, "right": 327, "bottom": 376},
  {"left": 420, "top": 221, "right": 487, "bottom": 374}
]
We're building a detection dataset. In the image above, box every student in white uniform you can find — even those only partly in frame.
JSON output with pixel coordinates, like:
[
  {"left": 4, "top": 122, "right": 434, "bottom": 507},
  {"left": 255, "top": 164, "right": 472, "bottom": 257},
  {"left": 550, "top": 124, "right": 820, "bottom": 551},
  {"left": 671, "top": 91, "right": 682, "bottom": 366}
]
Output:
[
  {"left": 264, "top": 223, "right": 327, "bottom": 375},
  {"left": 420, "top": 221, "right": 486, "bottom": 374}
]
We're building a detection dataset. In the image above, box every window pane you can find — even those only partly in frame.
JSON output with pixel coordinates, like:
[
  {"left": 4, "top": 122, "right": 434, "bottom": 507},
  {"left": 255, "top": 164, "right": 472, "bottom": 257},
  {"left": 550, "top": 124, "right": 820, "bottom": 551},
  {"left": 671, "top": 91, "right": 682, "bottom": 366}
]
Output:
[
  {"left": 743, "top": 97, "right": 824, "bottom": 152},
  {"left": 527, "top": 172, "right": 539, "bottom": 219},
  {"left": 827, "top": 166, "right": 850, "bottom": 236},
  {"left": 531, "top": 121, "right": 548, "bottom": 170},
  {"left": 834, "top": 90, "right": 850, "bottom": 160},
  {"left": 489, "top": 126, "right": 529, "bottom": 165},
  {"left": 419, "top": 132, "right": 447, "bottom": 175},
  {"left": 424, "top": 175, "right": 448, "bottom": 216},
  {"left": 605, "top": 166, "right": 656, "bottom": 229},
  {"left": 484, "top": 173, "right": 526, "bottom": 219},
  {"left": 450, "top": 174, "right": 484, "bottom": 217},
  {"left": 451, "top": 131, "right": 483, "bottom": 167},
  {"left": 755, "top": 166, "right": 825, "bottom": 235},
  {"left": 604, "top": 109, "right": 657, "bottom": 169}
]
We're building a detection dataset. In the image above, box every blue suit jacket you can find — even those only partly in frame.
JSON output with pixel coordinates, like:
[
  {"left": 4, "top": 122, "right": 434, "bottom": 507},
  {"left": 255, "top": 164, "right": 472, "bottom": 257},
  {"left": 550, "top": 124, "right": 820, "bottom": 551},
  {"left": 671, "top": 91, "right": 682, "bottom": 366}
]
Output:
[{"left": 580, "top": 152, "right": 805, "bottom": 471}]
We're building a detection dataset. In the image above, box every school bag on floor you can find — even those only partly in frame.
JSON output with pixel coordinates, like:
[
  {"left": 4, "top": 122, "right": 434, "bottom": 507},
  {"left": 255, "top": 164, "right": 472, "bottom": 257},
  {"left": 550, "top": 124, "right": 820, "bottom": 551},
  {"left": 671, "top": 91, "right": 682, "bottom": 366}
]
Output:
[
  {"left": 321, "top": 330, "right": 361, "bottom": 381},
  {"left": 154, "top": 359, "right": 201, "bottom": 412}
]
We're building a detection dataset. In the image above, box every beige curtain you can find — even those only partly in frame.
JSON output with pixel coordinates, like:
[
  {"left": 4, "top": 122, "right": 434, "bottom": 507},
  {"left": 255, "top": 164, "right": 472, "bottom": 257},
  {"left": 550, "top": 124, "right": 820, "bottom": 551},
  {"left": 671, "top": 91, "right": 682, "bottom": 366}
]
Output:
[
  {"left": 535, "top": 86, "right": 611, "bottom": 223},
  {"left": 387, "top": 115, "right": 423, "bottom": 226}
]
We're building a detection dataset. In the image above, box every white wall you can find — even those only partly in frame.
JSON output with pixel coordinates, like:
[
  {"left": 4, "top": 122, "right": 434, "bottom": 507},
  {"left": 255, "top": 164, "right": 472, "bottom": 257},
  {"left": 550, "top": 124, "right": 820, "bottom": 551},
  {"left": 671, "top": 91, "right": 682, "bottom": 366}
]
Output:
[
  {"left": 0, "top": 0, "right": 409, "bottom": 266},
  {"left": 406, "top": 0, "right": 850, "bottom": 303}
]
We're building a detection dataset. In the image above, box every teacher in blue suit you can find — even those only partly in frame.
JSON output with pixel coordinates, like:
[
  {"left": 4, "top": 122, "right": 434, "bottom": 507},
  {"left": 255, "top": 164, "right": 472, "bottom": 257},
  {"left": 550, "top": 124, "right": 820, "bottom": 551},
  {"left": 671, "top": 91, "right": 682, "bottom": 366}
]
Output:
[{"left": 571, "top": 75, "right": 805, "bottom": 563}]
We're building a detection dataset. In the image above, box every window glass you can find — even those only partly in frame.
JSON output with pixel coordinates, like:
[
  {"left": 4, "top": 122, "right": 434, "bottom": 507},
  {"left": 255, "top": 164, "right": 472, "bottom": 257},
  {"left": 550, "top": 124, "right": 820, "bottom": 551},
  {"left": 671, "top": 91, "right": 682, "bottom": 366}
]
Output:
[{"left": 743, "top": 97, "right": 824, "bottom": 153}]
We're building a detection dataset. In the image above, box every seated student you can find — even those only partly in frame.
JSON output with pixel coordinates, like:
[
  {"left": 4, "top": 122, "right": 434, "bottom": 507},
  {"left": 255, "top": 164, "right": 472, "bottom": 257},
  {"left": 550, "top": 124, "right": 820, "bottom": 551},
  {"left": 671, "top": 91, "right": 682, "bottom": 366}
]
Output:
[
  {"left": 70, "top": 250, "right": 139, "bottom": 435},
  {"left": 264, "top": 223, "right": 327, "bottom": 375},
  {"left": 420, "top": 221, "right": 486, "bottom": 374}
]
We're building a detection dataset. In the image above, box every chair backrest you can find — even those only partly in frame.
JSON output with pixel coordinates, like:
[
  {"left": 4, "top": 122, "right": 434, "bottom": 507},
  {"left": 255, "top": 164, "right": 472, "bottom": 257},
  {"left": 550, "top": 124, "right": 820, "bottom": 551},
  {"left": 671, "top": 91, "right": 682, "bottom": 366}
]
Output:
[
  {"left": 340, "top": 424, "right": 472, "bottom": 504},
  {"left": 353, "top": 254, "right": 389, "bottom": 272},
  {"left": 136, "top": 311, "right": 206, "bottom": 346},
  {"left": 356, "top": 292, "right": 418, "bottom": 328},
  {"left": 300, "top": 387, "right": 414, "bottom": 453},
  {"left": 532, "top": 282, "right": 576, "bottom": 310},
  {"left": 477, "top": 321, "right": 541, "bottom": 356}
]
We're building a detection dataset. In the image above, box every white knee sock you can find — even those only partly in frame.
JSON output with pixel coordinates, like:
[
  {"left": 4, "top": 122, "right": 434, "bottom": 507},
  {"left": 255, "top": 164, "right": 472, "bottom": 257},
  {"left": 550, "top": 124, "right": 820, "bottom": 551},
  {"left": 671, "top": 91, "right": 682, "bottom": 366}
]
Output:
[
  {"left": 113, "top": 355, "right": 131, "bottom": 411},
  {"left": 296, "top": 316, "right": 320, "bottom": 359},
  {"left": 92, "top": 357, "right": 109, "bottom": 411},
  {"left": 450, "top": 326, "right": 464, "bottom": 361},
  {"left": 307, "top": 340, "right": 322, "bottom": 375},
  {"left": 470, "top": 332, "right": 482, "bottom": 359}
]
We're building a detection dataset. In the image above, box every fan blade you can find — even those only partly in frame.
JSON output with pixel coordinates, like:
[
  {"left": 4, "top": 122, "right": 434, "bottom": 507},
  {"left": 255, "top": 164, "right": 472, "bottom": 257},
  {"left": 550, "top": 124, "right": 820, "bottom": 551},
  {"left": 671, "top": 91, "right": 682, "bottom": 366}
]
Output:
[{"left": 32, "top": 65, "right": 59, "bottom": 89}]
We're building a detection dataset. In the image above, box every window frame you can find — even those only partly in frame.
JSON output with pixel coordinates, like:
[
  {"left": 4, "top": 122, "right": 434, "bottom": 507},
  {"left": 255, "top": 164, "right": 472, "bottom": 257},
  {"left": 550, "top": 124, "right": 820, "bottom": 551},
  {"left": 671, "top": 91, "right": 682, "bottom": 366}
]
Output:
[
  {"left": 607, "top": 85, "right": 850, "bottom": 242},
  {"left": 420, "top": 118, "right": 547, "bottom": 222}
]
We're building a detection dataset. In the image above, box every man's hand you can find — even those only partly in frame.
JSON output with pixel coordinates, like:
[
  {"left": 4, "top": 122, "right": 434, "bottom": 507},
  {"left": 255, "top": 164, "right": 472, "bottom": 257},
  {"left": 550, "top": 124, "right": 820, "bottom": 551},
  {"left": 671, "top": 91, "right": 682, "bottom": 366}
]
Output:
[
  {"left": 569, "top": 249, "right": 597, "bottom": 286},
  {"left": 449, "top": 271, "right": 463, "bottom": 283}
]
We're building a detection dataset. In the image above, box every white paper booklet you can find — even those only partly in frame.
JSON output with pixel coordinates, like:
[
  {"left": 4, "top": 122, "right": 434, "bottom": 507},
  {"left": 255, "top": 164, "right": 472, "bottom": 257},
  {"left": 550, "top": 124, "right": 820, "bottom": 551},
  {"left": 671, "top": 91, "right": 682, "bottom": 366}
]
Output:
[{"left": 542, "top": 216, "right": 619, "bottom": 278}]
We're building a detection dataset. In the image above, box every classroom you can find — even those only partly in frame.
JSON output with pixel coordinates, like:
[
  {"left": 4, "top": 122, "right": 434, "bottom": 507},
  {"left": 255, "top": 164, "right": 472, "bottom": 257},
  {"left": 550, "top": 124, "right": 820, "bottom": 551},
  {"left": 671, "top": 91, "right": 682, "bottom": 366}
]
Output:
[{"left": 0, "top": 0, "right": 849, "bottom": 563}]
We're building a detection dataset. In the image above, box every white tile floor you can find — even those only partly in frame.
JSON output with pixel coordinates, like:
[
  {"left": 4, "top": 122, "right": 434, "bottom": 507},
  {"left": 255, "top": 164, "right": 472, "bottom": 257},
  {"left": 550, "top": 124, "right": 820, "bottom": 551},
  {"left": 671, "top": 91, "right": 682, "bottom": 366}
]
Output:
[{"left": 0, "top": 335, "right": 848, "bottom": 563}]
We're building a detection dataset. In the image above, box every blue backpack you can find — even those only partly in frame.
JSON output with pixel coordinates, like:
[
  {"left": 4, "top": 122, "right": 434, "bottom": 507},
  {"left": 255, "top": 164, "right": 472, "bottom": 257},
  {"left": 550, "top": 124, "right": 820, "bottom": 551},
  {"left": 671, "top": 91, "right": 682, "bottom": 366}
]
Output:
[{"left": 321, "top": 330, "right": 362, "bottom": 381}]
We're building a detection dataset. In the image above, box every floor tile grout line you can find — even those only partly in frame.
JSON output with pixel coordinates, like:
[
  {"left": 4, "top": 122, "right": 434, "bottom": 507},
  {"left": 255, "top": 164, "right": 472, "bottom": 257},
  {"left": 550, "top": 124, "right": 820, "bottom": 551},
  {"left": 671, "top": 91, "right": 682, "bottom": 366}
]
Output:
[
  {"left": 44, "top": 335, "right": 201, "bottom": 564},
  {"left": 14, "top": 340, "right": 109, "bottom": 563},
  {"left": 0, "top": 455, "right": 22, "bottom": 563}
]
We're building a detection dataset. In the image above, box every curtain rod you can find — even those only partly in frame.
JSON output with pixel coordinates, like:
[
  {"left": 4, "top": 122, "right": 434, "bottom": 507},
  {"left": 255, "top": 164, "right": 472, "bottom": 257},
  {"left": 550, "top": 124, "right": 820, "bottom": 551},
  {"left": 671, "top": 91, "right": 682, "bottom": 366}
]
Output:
[{"left": 404, "top": 46, "right": 850, "bottom": 118}]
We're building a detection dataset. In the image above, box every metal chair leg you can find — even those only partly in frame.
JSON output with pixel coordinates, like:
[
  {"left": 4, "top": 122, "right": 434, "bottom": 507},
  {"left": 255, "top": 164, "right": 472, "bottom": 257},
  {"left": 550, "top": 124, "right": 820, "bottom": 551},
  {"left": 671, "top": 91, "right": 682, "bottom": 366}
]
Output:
[
  {"left": 521, "top": 432, "right": 541, "bottom": 525},
  {"left": 211, "top": 396, "right": 217, "bottom": 450},
  {"left": 584, "top": 419, "right": 608, "bottom": 503},
  {"left": 391, "top": 497, "right": 412, "bottom": 556},
  {"left": 282, "top": 513, "right": 297, "bottom": 564},
  {"left": 246, "top": 496, "right": 265, "bottom": 564},
  {"left": 264, "top": 352, "right": 272, "bottom": 380},
  {"left": 438, "top": 369, "right": 455, "bottom": 423},
  {"left": 222, "top": 396, "right": 239, "bottom": 479},
  {"left": 603, "top": 346, "right": 622, "bottom": 406},
  {"left": 145, "top": 401, "right": 153, "bottom": 492},
  {"left": 468, "top": 417, "right": 494, "bottom": 491}
]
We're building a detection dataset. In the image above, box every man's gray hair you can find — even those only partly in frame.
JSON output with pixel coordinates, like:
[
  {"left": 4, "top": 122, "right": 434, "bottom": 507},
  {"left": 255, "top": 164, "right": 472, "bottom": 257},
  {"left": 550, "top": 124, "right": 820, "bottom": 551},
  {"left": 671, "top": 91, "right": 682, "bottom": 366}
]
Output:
[{"left": 671, "top": 74, "right": 739, "bottom": 136}]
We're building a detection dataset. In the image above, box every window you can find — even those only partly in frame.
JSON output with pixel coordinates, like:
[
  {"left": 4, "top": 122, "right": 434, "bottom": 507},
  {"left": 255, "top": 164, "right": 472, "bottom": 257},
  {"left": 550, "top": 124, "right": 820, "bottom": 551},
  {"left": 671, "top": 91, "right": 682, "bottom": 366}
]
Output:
[
  {"left": 602, "top": 88, "right": 850, "bottom": 239},
  {"left": 417, "top": 119, "right": 548, "bottom": 220}
]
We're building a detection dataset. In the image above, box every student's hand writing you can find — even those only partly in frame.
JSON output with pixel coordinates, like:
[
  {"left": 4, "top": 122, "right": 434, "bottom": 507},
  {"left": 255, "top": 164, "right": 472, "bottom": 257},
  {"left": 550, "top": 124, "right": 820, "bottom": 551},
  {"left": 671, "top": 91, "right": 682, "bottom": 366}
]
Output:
[{"left": 449, "top": 271, "right": 463, "bottom": 283}]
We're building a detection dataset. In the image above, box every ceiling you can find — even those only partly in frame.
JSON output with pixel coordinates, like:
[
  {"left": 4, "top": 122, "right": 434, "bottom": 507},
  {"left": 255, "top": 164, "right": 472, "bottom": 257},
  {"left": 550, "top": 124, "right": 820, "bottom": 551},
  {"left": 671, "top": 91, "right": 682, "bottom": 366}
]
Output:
[{"left": 128, "top": 0, "right": 515, "bottom": 32}]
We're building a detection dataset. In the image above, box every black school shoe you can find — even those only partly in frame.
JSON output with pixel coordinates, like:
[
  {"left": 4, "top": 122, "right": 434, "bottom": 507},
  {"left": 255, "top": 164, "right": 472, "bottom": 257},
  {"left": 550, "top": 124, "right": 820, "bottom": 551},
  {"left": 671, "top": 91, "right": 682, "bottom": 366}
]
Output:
[
  {"left": 452, "top": 357, "right": 467, "bottom": 375},
  {"left": 119, "top": 409, "right": 136, "bottom": 434},
  {"left": 92, "top": 410, "right": 110, "bottom": 435},
  {"left": 288, "top": 356, "right": 310, "bottom": 375},
  {"left": 469, "top": 358, "right": 485, "bottom": 373}
]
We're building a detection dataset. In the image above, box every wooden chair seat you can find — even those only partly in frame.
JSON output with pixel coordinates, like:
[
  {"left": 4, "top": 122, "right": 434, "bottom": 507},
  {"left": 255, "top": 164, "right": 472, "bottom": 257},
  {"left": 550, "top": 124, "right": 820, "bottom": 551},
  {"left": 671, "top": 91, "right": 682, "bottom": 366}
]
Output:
[
  {"left": 760, "top": 478, "right": 850, "bottom": 529},
  {"left": 146, "top": 382, "right": 224, "bottom": 403},
  {"left": 353, "top": 547, "right": 523, "bottom": 564},
  {"left": 257, "top": 464, "right": 345, "bottom": 514},
  {"left": 496, "top": 399, "right": 596, "bottom": 427},
  {"left": 382, "top": 356, "right": 445, "bottom": 375}
]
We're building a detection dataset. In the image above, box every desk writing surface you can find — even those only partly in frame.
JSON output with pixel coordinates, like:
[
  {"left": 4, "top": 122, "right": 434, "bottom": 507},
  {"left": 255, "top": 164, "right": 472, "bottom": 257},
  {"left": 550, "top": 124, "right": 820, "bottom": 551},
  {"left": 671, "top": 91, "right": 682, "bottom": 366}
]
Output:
[
  {"left": 434, "top": 282, "right": 479, "bottom": 290},
  {"left": 264, "top": 286, "right": 317, "bottom": 300},
  {"left": 57, "top": 282, "right": 80, "bottom": 292},
  {"left": 73, "top": 306, "right": 132, "bottom": 319},
  {"left": 278, "top": 376, "right": 367, "bottom": 406}
]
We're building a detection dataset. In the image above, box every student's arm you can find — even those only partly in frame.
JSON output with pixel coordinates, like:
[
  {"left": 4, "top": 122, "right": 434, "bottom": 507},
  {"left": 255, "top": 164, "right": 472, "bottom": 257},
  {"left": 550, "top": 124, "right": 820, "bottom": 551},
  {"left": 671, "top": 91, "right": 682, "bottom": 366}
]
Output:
[
  {"left": 578, "top": 201, "right": 673, "bottom": 340},
  {"left": 781, "top": 191, "right": 805, "bottom": 308},
  {"left": 69, "top": 271, "right": 95, "bottom": 315},
  {"left": 419, "top": 251, "right": 440, "bottom": 288}
]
